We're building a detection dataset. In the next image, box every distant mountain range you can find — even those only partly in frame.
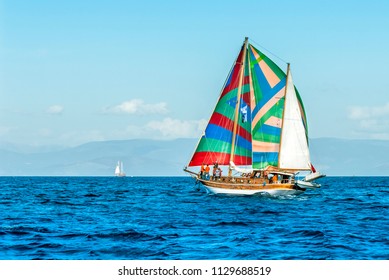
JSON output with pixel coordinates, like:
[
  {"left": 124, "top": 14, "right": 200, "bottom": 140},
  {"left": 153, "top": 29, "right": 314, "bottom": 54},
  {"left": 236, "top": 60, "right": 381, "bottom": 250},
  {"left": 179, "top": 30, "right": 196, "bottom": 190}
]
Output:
[{"left": 0, "top": 138, "right": 388, "bottom": 176}]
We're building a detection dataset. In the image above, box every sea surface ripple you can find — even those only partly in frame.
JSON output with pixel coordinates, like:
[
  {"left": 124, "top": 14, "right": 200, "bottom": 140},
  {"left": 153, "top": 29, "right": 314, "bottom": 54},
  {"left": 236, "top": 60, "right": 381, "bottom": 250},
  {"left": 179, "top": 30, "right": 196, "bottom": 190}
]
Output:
[{"left": 0, "top": 176, "right": 388, "bottom": 260}]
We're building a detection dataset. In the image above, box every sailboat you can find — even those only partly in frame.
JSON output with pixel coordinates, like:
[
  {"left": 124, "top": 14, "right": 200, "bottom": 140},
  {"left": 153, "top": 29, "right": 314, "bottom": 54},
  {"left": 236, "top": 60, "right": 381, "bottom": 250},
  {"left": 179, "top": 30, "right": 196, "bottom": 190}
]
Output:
[
  {"left": 114, "top": 161, "right": 126, "bottom": 177},
  {"left": 184, "top": 37, "right": 325, "bottom": 195}
]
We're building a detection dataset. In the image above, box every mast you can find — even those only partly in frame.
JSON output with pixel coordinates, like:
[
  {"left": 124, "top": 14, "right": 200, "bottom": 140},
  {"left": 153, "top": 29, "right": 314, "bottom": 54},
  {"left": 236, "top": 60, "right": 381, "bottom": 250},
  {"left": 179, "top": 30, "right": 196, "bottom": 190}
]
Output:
[
  {"left": 278, "top": 63, "right": 290, "bottom": 168},
  {"left": 247, "top": 43, "right": 255, "bottom": 169},
  {"left": 229, "top": 37, "right": 249, "bottom": 176}
]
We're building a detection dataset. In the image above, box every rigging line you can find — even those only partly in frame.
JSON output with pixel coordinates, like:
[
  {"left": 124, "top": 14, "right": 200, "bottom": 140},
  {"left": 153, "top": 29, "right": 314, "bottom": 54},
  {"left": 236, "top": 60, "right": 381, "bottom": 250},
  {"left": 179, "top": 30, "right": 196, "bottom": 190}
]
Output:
[{"left": 249, "top": 38, "right": 288, "bottom": 65}]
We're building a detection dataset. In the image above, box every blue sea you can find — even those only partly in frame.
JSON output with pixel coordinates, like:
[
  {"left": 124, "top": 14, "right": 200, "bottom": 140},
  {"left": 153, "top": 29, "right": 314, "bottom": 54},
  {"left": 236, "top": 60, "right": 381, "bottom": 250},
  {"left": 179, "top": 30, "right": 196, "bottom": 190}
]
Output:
[{"left": 0, "top": 176, "right": 388, "bottom": 260}]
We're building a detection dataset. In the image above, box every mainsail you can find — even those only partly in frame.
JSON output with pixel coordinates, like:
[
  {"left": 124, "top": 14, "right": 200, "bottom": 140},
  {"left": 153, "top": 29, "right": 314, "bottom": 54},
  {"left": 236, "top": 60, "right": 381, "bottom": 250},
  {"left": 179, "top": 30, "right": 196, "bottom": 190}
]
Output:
[
  {"left": 188, "top": 43, "right": 252, "bottom": 167},
  {"left": 188, "top": 38, "right": 310, "bottom": 172}
]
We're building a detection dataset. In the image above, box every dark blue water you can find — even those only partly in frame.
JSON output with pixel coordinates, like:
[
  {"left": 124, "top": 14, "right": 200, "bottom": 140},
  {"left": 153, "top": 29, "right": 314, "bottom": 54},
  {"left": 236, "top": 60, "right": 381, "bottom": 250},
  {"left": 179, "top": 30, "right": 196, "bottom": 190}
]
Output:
[{"left": 0, "top": 176, "right": 388, "bottom": 260}]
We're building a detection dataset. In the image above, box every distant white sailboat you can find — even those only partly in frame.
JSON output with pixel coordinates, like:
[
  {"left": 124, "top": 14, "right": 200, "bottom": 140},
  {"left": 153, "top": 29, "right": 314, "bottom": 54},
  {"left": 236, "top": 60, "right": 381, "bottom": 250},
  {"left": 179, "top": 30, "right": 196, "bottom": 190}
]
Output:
[{"left": 114, "top": 161, "right": 126, "bottom": 177}]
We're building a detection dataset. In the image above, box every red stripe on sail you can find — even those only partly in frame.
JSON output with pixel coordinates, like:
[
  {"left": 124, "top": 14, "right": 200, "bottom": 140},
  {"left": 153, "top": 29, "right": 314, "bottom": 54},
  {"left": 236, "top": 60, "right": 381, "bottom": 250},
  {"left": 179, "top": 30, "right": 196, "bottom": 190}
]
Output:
[
  {"left": 189, "top": 152, "right": 231, "bottom": 166},
  {"left": 220, "top": 45, "right": 247, "bottom": 98},
  {"left": 221, "top": 71, "right": 251, "bottom": 98},
  {"left": 221, "top": 64, "right": 241, "bottom": 97},
  {"left": 242, "top": 75, "right": 250, "bottom": 86},
  {"left": 209, "top": 112, "right": 234, "bottom": 131},
  {"left": 233, "top": 154, "right": 252, "bottom": 165},
  {"left": 189, "top": 152, "right": 252, "bottom": 167},
  {"left": 209, "top": 112, "right": 251, "bottom": 142},
  {"left": 241, "top": 90, "right": 250, "bottom": 106},
  {"left": 236, "top": 45, "right": 244, "bottom": 63},
  {"left": 237, "top": 125, "right": 252, "bottom": 143}
]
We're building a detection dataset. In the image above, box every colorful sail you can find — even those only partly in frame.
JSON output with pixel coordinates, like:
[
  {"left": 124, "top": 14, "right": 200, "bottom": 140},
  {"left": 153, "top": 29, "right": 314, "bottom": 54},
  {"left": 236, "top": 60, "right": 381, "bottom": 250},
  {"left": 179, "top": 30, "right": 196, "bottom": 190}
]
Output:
[
  {"left": 248, "top": 44, "right": 287, "bottom": 169},
  {"left": 188, "top": 44, "right": 252, "bottom": 166},
  {"left": 188, "top": 39, "right": 310, "bottom": 170}
]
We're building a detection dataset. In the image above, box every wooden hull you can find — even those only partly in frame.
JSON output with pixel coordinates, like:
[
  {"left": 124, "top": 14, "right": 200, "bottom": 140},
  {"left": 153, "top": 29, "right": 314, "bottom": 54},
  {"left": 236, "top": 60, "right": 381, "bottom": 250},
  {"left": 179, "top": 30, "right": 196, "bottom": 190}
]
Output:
[
  {"left": 198, "top": 177, "right": 304, "bottom": 196},
  {"left": 183, "top": 168, "right": 306, "bottom": 196}
]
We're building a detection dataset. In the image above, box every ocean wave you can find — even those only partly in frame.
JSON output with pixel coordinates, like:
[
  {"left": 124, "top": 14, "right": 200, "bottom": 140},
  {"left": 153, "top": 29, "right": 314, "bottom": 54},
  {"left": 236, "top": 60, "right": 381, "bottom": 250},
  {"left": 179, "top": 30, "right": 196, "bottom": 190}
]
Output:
[
  {"left": 291, "top": 230, "right": 326, "bottom": 238},
  {"left": 1, "top": 176, "right": 388, "bottom": 260},
  {"left": 2, "top": 226, "right": 51, "bottom": 236},
  {"left": 89, "top": 229, "right": 155, "bottom": 241},
  {"left": 214, "top": 221, "right": 249, "bottom": 227},
  {"left": 84, "top": 193, "right": 100, "bottom": 197},
  {"left": 56, "top": 233, "right": 89, "bottom": 239}
]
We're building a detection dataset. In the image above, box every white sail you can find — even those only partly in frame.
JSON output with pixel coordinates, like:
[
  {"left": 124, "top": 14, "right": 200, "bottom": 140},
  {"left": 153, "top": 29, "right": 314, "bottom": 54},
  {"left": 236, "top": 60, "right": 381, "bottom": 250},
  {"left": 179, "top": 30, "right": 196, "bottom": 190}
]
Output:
[
  {"left": 278, "top": 67, "right": 311, "bottom": 170},
  {"left": 115, "top": 162, "right": 121, "bottom": 175}
]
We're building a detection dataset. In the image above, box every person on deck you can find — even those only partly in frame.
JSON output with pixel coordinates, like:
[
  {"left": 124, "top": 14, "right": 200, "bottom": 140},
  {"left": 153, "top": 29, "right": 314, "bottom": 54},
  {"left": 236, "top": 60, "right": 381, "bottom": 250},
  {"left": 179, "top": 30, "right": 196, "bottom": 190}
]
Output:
[
  {"left": 200, "top": 163, "right": 206, "bottom": 179},
  {"left": 271, "top": 174, "right": 278, "bottom": 184},
  {"left": 214, "top": 167, "right": 221, "bottom": 179},
  {"left": 205, "top": 164, "right": 210, "bottom": 180},
  {"left": 212, "top": 161, "right": 219, "bottom": 179}
]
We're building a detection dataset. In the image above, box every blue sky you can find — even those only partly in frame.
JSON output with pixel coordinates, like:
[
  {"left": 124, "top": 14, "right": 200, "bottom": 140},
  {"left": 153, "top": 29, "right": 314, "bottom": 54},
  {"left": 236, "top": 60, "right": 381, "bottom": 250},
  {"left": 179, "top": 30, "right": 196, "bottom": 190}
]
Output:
[{"left": 1, "top": 0, "right": 389, "bottom": 148}]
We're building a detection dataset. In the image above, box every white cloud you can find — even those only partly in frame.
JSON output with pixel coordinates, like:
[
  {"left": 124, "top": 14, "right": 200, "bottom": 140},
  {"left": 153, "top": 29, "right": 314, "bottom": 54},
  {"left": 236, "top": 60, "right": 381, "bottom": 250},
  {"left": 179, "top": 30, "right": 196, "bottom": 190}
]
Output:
[
  {"left": 348, "top": 102, "right": 389, "bottom": 120},
  {"left": 104, "top": 99, "right": 168, "bottom": 115},
  {"left": 52, "top": 118, "right": 206, "bottom": 145},
  {"left": 146, "top": 118, "right": 207, "bottom": 139},
  {"left": 348, "top": 102, "right": 389, "bottom": 138},
  {"left": 47, "top": 105, "right": 64, "bottom": 115}
]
